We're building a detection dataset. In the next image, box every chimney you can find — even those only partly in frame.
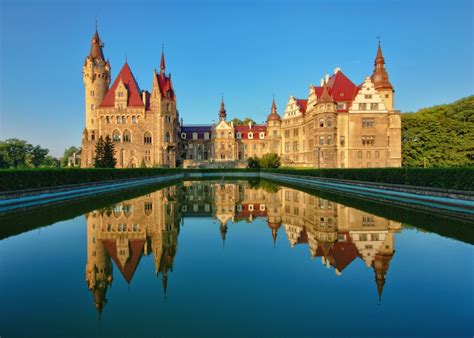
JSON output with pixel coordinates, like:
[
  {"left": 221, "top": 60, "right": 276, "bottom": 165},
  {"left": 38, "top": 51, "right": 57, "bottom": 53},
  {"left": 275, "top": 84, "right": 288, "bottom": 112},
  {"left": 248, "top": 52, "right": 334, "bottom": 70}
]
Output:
[
  {"left": 320, "top": 78, "right": 324, "bottom": 87},
  {"left": 248, "top": 121, "right": 252, "bottom": 129},
  {"left": 142, "top": 91, "right": 146, "bottom": 105},
  {"left": 325, "top": 74, "right": 329, "bottom": 84},
  {"left": 334, "top": 67, "right": 341, "bottom": 74}
]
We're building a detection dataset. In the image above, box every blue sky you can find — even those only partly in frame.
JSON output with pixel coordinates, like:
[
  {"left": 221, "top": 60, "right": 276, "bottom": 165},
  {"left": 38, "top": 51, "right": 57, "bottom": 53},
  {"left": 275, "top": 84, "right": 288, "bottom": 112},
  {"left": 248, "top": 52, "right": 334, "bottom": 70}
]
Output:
[{"left": 1, "top": 0, "right": 472, "bottom": 156}]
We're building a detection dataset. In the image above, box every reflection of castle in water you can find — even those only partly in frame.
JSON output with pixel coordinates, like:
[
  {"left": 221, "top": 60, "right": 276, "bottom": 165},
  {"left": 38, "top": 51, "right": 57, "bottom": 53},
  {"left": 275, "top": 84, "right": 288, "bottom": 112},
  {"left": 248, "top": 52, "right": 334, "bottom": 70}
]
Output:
[{"left": 85, "top": 181, "right": 400, "bottom": 314}]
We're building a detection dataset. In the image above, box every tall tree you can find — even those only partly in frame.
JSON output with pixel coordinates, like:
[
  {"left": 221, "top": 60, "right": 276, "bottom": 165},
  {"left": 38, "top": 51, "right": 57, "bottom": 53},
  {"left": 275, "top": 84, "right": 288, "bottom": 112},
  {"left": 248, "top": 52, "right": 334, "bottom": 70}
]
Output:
[
  {"left": 102, "top": 135, "right": 117, "bottom": 168},
  {"left": 30, "top": 145, "right": 49, "bottom": 167},
  {"left": 94, "top": 136, "right": 105, "bottom": 168},
  {"left": 231, "top": 117, "right": 257, "bottom": 126},
  {"left": 0, "top": 139, "right": 32, "bottom": 168}
]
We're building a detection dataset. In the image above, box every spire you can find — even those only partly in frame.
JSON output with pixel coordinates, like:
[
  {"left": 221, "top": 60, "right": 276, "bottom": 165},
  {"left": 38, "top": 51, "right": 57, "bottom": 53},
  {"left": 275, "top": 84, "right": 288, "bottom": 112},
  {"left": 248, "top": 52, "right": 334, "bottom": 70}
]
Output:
[
  {"left": 219, "top": 94, "right": 227, "bottom": 121},
  {"left": 162, "top": 271, "right": 168, "bottom": 302},
  {"left": 89, "top": 25, "right": 105, "bottom": 61},
  {"left": 160, "top": 44, "right": 166, "bottom": 75},
  {"left": 272, "top": 228, "right": 278, "bottom": 247},
  {"left": 371, "top": 40, "right": 393, "bottom": 90},
  {"left": 267, "top": 95, "right": 281, "bottom": 122},
  {"left": 318, "top": 83, "right": 333, "bottom": 104},
  {"left": 220, "top": 223, "right": 227, "bottom": 247}
]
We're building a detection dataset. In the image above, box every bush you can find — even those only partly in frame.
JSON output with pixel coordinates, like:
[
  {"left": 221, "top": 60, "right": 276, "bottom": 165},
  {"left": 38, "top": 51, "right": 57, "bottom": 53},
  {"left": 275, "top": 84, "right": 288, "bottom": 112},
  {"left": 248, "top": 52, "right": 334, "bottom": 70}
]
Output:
[{"left": 247, "top": 153, "right": 281, "bottom": 169}]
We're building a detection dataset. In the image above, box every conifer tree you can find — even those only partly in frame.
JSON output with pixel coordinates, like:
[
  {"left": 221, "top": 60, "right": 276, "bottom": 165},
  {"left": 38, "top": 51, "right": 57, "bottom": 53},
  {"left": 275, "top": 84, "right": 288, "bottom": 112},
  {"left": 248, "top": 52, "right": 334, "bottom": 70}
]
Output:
[
  {"left": 94, "top": 136, "right": 105, "bottom": 168},
  {"left": 102, "top": 135, "right": 117, "bottom": 168}
]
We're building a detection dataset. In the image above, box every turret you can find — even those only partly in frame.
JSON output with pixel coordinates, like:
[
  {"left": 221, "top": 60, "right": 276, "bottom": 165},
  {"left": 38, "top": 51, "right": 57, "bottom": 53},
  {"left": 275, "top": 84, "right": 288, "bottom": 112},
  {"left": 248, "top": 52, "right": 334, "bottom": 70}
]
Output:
[
  {"left": 83, "top": 26, "right": 110, "bottom": 132},
  {"left": 218, "top": 96, "right": 227, "bottom": 121},
  {"left": 371, "top": 41, "right": 394, "bottom": 110},
  {"left": 266, "top": 97, "right": 282, "bottom": 155}
]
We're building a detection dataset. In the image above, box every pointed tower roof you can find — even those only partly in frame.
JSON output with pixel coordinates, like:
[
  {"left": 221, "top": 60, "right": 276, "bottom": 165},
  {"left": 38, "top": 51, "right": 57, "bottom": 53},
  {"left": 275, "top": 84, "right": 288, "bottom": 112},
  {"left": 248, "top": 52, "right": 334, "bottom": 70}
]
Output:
[
  {"left": 100, "top": 62, "right": 144, "bottom": 108},
  {"left": 318, "top": 83, "right": 333, "bottom": 104},
  {"left": 267, "top": 96, "right": 282, "bottom": 122},
  {"left": 219, "top": 96, "right": 227, "bottom": 121},
  {"left": 89, "top": 29, "right": 105, "bottom": 61},
  {"left": 160, "top": 45, "right": 166, "bottom": 74},
  {"left": 371, "top": 41, "right": 393, "bottom": 90}
]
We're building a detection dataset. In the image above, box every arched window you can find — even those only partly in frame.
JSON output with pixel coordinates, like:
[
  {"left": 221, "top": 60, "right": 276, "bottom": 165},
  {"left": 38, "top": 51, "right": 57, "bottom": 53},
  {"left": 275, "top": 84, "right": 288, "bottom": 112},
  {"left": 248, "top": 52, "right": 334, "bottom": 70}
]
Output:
[
  {"left": 106, "top": 116, "right": 110, "bottom": 124},
  {"left": 192, "top": 132, "right": 198, "bottom": 140},
  {"left": 144, "top": 132, "right": 152, "bottom": 144},
  {"left": 112, "top": 130, "right": 121, "bottom": 142},
  {"left": 248, "top": 132, "right": 254, "bottom": 139},
  {"left": 117, "top": 116, "right": 122, "bottom": 124},
  {"left": 122, "top": 115, "right": 126, "bottom": 124},
  {"left": 236, "top": 132, "right": 242, "bottom": 139},
  {"left": 123, "top": 130, "right": 131, "bottom": 142},
  {"left": 259, "top": 132, "right": 265, "bottom": 139},
  {"left": 165, "top": 132, "right": 171, "bottom": 142},
  {"left": 91, "top": 131, "right": 96, "bottom": 141},
  {"left": 181, "top": 132, "right": 187, "bottom": 139}
]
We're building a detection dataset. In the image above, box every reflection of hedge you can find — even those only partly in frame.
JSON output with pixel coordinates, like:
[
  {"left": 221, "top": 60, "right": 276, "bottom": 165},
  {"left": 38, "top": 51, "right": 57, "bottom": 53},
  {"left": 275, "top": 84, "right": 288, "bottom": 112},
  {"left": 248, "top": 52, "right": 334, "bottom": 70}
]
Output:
[
  {"left": 262, "top": 167, "right": 474, "bottom": 191},
  {"left": 0, "top": 167, "right": 472, "bottom": 192}
]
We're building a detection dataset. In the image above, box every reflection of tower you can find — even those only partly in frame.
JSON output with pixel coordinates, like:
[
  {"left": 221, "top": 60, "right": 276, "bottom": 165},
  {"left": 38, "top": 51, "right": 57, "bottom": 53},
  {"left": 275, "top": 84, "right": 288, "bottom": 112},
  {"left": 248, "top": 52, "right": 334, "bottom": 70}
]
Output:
[
  {"left": 373, "top": 231, "right": 395, "bottom": 302},
  {"left": 219, "top": 221, "right": 228, "bottom": 246},
  {"left": 267, "top": 221, "right": 282, "bottom": 246},
  {"left": 85, "top": 211, "right": 113, "bottom": 316}
]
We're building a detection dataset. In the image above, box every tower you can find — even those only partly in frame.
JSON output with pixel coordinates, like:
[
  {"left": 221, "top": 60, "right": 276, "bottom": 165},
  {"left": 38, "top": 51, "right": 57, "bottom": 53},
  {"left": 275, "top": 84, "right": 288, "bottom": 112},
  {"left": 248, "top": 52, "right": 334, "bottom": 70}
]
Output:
[
  {"left": 266, "top": 97, "right": 282, "bottom": 155},
  {"left": 83, "top": 26, "right": 110, "bottom": 133},
  {"left": 81, "top": 26, "right": 110, "bottom": 167},
  {"left": 371, "top": 41, "right": 394, "bottom": 110},
  {"left": 218, "top": 96, "right": 227, "bottom": 121}
]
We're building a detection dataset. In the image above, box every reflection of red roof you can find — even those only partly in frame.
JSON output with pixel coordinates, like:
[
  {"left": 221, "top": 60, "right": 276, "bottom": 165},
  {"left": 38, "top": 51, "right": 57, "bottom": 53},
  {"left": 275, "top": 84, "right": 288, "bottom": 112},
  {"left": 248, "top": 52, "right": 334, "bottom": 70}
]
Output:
[
  {"left": 102, "top": 239, "right": 145, "bottom": 284},
  {"left": 296, "top": 229, "right": 308, "bottom": 244},
  {"left": 234, "top": 125, "right": 267, "bottom": 139},
  {"left": 236, "top": 203, "right": 268, "bottom": 218},
  {"left": 329, "top": 241, "right": 359, "bottom": 272},
  {"left": 100, "top": 63, "right": 144, "bottom": 108}
]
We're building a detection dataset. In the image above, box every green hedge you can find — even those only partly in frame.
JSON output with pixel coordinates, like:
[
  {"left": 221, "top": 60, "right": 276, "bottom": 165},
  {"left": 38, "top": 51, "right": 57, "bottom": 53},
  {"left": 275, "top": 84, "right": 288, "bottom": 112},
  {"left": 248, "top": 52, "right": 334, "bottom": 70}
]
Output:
[
  {"left": 0, "top": 167, "right": 472, "bottom": 192},
  {"left": 261, "top": 167, "right": 474, "bottom": 191}
]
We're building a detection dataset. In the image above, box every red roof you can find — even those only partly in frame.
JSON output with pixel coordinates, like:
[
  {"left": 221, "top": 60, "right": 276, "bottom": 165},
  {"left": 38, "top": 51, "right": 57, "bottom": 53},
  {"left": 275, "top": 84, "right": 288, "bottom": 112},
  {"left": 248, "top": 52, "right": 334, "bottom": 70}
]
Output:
[
  {"left": 326, "top": 71, "right": 358, "bottom": 103},
  {"left": 155, "top": 72, "right": 175, "bottom": 101},
  {"left": 236, "top": 203, "right": 268, "bottom": 218},
  {"left": 234, "top": 125, "right": 267, "bottom": 139},
  {"left": 100, "top": 63, "right": 144, "bottom": 108},
  {"left": 296, "top": 99, "right": 307, "bottom": 113},
  {"left": 102, "top": 239, "right": 145, "bottom": 284}
]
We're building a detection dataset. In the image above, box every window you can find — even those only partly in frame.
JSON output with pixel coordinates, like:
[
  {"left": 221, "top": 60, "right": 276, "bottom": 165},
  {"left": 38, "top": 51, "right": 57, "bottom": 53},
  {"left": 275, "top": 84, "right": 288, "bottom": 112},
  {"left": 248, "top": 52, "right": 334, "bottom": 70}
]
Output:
[
  {"left": 319, "top": 136, "right": 324, "bottom": 145},
  {"left": 123, "top": 130, "right": 131, "bottom": 142},
  {"left": 166, "top": 115, "right": 172, "bottom": 123},
  {"left": 204, "top": 132, "right": 210, "bottom": 140},
  {"left": 192, "top": 132, "right": 198, "bottom": 140},
  {"left": 90, "top": 90, "right": 95, "bottom": 97},
  {"left": 259, "top": 132, "right": 265, "bottom": 139},
  {"left": 359, "top": 103, "right": 367, "bottom": 110},
  {"left": 340, "top": 136, "right": 345, "bottom": 146},
  {"left": 181, "top": 132, "right": 187, "bottom": 139},
  {"left": 326, "top": 118, "right": 332, "bottom": 127},
  {"left": 385, "top": 94, "right": 389, "bottom": 98},
  {"left": 362, "top": 135, "right": 375, "bottom": 146},
  {"left": 144, "top": 132, "right": 152, "bottom": 144},
  {"left": 165, "top": 132, "right": 171, "bottom": 142},
  {"left": 90, "top": 103, "right": 94, "bottom": 110},
  {"left": 106, "top": 116, "right": 110, "bottom": 124},
  {"left": 293, "top": 141, "right": 299, "bottom": 151},
  {"left": 248, "top": 132, "right": 254, "bottom": 139},
  {"left": 327, "top": 136, "right": 332, "bottom": 145},
  {"left": 284, "top": 130, "right": 290, "bottom": 137},
  {"left": 319, "top": 118, "right": 324, "bottom": 128},
  {"left": 236, "top": 132, "right": 242, "bottom": 139},
  {"left": 365, "top": 94, "right": 372, "bottom": 99},
  {"left": 362, "top": 118, "right": 374, "bottom": 128},
  {"left": 293, "top": 128, "right": 298, "bottom": 136},
  {"left": 375, "top": 151, "right": 380, "bottom": 158},
  {"left": 117, "top": 116, "right": 122, "bottom": 124},
  {"left": 358, "top": 151, "right": 363, "bottom": 159},
  {"left": 285, "top": 142, "right": 290, "bottom": 152},
  {"left": 253, "top": 144, "right": 257, "bottom": 150},
  {"left": 112, "top": 130, "right": 121, "bottom": 142},
  {"left": 370, "top": 103, "right": 378, "bottom": 110},
  {"left": 337, "top": 103, "right": 346, "bottom": 110},
  {"left": 118, "top": 91, "right": 124, "bottom": 98}
]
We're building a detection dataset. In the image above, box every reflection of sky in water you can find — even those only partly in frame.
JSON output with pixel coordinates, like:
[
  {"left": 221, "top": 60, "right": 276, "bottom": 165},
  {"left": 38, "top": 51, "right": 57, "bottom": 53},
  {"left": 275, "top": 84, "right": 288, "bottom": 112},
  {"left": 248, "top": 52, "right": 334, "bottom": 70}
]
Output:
[{"left": 0, "top": 181, "right": 473, "bottom": 337}]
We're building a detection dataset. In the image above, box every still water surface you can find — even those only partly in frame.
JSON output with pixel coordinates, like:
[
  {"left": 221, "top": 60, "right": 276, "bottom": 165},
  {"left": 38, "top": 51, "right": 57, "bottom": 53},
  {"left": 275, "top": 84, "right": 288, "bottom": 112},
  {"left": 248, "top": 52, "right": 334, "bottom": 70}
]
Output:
[{"left": 0, "top": 180, "right": 473, "bottom": 337}]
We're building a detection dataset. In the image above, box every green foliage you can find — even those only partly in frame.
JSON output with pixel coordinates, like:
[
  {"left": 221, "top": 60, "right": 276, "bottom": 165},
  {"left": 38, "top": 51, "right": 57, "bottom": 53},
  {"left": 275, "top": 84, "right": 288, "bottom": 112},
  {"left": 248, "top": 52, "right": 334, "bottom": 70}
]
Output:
[
  {"left": 231, "top": 117, "right": 257, "bottom": 126},
  {"left": 402, "top": 96, "right": 474, "bottom": 167},
  {"left": 94, "top": 136, "right": 116, "bottom": 168},
  {"left": 0, "top": 139, "right": 58, "bottom": 168},
  {"left": 247, "top": 153, "right": 281, "bottom": 169}
]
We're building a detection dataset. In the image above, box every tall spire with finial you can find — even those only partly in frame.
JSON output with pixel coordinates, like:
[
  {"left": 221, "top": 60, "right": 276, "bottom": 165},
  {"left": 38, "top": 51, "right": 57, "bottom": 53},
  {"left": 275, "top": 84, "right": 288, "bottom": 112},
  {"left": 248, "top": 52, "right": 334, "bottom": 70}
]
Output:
[
  {"left": 372, "top": 38, "right": 393, "bottom": 90},
  {"left": 267, "top": 94, "right": 281, "bottom": 122},
  {"left": 160, "top": 44, "right": 166, "bottom": 75},
  {"left": 89, "top": 19, "right": 105, "bottom": 61},
  {"left": 219, "top": 94, "right": 227, "bottom": 121}
]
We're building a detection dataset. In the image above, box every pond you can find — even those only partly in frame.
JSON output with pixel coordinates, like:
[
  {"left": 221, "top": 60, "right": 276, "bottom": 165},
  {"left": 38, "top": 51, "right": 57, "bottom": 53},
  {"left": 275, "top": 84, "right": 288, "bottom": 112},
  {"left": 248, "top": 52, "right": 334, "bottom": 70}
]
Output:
[{"left": 0, "top": 179, "right": 473, "bottom": 337}]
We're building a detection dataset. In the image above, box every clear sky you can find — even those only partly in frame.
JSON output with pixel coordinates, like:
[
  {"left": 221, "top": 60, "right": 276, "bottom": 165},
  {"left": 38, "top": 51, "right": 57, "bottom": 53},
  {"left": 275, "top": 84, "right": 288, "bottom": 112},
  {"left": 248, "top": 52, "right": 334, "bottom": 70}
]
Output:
[{"left": 0, "top": 0, "right": 472, "bottom": 157}]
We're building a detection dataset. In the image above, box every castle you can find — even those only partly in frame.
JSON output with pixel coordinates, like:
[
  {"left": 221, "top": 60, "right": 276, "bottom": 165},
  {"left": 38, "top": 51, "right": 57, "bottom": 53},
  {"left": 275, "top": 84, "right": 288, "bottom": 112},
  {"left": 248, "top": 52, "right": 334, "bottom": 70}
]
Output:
[{"left": 81, "top": 27, "right": 401, "bottom": 168}]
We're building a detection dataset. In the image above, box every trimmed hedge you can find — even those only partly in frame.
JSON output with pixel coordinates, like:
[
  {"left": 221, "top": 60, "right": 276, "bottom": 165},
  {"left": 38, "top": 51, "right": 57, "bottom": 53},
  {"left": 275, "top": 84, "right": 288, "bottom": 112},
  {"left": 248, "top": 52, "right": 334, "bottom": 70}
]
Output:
[
  {"left": 261, "top": 167, "right": 474, "bottom": 191},
  {"left": 0, "top": 167, "right": 472, "bottom": 192}
]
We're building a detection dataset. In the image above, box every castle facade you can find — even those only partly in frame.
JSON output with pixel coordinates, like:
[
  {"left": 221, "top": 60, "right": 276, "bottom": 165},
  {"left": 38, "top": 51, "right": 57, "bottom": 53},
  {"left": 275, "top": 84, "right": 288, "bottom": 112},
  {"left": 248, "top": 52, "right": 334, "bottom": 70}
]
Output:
[{"left": 81, "top": 28, "right": 401, "bottom": 168}]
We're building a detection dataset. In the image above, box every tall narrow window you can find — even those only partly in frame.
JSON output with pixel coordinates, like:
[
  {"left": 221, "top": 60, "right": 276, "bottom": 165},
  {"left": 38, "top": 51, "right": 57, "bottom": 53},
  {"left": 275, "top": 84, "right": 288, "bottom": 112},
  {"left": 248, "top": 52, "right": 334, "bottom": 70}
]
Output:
[{"left": 144, "top": 132, "right": 152, "bottom": 144}]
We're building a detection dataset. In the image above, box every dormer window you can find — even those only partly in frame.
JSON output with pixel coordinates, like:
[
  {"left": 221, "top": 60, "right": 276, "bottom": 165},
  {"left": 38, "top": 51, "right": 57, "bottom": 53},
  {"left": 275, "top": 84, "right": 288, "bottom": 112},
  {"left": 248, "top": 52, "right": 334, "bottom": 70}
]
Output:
[
  {"left": 204, "top": 132, "right": 210, "bottom": 140},
  {"left": 236, "top": 132, "right": 242, "bottom": 139},
  {"left": 259, "top": 132, "right": 265, "bottom": 139},
  {"left": 181, "top": 132, "right": 187, "bottom": 139},
  {"left": 193, "top": 132, "right": 198, "bottom": 140},
  {"left": 248, "top": 132, "right": 254, "bottom": 139}
]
